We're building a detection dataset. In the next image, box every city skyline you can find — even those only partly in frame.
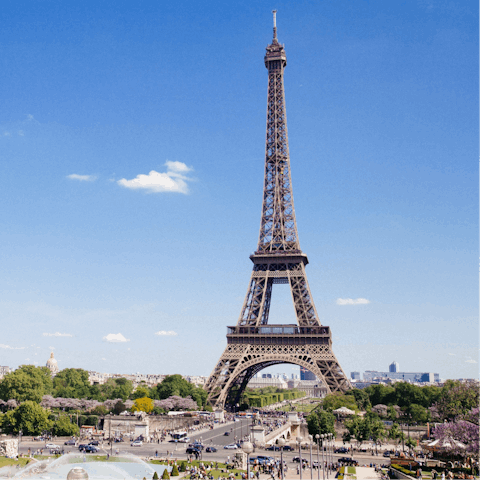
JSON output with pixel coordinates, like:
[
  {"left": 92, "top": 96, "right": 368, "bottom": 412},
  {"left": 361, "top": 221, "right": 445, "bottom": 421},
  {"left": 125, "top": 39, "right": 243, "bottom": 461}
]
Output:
[{"left": 1, "top": 1, "right": 478, "bottom": 380}]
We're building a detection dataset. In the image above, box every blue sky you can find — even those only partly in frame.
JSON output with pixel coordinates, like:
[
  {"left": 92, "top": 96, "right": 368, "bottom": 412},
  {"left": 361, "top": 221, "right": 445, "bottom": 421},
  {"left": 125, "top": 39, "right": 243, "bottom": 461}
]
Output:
[{"left": 1, "top": 0, "right": 478, "bottom": 381}]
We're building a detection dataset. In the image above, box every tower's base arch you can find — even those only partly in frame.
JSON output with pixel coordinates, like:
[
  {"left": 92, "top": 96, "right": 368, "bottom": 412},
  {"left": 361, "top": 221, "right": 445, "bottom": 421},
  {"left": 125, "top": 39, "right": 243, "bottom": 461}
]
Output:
[{"left": 205, "top": 342, "right": 350, "bottom": 409}]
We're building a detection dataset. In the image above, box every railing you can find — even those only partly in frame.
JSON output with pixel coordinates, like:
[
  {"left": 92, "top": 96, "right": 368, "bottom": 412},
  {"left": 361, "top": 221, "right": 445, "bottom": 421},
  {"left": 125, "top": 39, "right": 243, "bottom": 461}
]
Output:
[{"left": 227, "top": 325, "right": 330, "bottom": 336}]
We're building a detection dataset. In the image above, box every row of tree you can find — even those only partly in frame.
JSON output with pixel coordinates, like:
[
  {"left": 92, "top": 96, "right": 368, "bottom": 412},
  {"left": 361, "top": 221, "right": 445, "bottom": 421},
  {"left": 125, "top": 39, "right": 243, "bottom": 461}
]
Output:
[
  {"left": 0, "top": 367, "right": 208, "bottom": 409},
  {"left": 316, "top": 380, "right": 479, "bottom": 423}
]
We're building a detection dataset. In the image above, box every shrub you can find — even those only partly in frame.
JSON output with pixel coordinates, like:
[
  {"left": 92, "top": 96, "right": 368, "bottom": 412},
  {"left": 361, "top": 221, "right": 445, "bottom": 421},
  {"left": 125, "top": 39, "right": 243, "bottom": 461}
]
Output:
[
  {"left": 171, "top": 464, "right": 179, "bottom": 476},
  {"left": 153, "top": 472, "right": 159, "bottom": 480},
  {"left": 161, "top": 469, "right": 170, "bottom": 479},
  {"left": 179, "top": 461, "right": 187, "bottom": 472}
]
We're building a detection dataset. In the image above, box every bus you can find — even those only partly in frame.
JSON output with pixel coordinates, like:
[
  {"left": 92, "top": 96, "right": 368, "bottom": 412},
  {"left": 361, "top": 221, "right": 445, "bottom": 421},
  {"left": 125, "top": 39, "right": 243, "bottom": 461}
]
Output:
[{"left": 171, "top": 431, "right": 189, "bottom": 443}]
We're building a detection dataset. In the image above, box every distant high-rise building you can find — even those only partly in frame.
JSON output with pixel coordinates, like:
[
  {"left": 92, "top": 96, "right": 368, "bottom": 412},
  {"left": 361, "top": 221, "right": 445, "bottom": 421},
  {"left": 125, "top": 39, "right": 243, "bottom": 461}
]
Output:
[
  {"left": 389, "top": 361, "right": 399, "bottom": 373},
  {"left": 351, "top": 372, "right": 361, "bottom": 380},
  {"left": 300, "top": 367, "right": 317, "bottom": 381},
  {"left": 262, "top": 373, "right": 272, "bottom": 379}
]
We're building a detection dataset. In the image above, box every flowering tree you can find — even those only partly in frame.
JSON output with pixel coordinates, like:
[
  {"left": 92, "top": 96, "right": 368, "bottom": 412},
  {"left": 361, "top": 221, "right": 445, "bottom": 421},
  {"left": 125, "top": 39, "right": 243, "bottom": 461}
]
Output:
[
  {"left": 430, "top": 380, "right": 479, "bottom": 421},
  {"left": 431, "top": 418, "right": 479, "bottom": 456}
]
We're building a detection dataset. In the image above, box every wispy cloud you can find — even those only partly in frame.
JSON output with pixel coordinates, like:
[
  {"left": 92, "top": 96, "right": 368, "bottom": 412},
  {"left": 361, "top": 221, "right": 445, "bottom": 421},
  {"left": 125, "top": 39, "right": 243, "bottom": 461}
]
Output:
[
  {"left": 465, "top": 358, "right": 477, "bottom": 364},
  {"left": 336, "top": 298, "right": 370, "bottom": 306},
  {"left": 67, "top": 174, "right": 97, "bottom": 182},
  {"left": 43, "top": 332, "right": 73, "bottom": 337},
  {"left": 103, "top": 333, "right": 130, "bottom": 343},
  {"left": 155, "top": 330, "right": 178, "bottom": 336},
  {"left": 117, "top": 161, "right": 193, "bottom": 194},
  {"left": 0, "top": 344, "right": 25, "bottom": 350},
  {"left": 448, "top": 353, "right": 456, "bottom": 356},
  {"left": 49, "top": 346, "right": 55, "bottom": 350}
]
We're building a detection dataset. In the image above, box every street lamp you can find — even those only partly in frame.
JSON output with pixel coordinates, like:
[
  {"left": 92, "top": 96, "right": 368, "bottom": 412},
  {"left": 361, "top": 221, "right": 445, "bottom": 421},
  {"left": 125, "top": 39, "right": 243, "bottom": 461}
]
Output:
[
  {"left": 315, "top": 434, "right": 320, "bottom": 480},
  {"left": 297, "top": 436, "right": 303, "bottom": 480},
  {"left": 321, "top": 434, "right": 325, "bottom": 480},
  {"left": 328, "top": 432, "right": 333, "bottom": 478},
  {"left": 278, "top": 437, "right": 286, "bottom": 480},
  {"left": 242, "top": 441, "right": 254, "bottom": 480},
  {"left": 308, "top": 435, "right": 313, "bottom": 480}
]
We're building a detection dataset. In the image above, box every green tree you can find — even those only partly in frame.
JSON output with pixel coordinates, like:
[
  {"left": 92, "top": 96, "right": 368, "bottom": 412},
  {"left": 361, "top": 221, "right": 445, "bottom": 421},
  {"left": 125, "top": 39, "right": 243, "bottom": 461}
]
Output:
[
  {"left": 388, "top": 423, "right": 405, "bottom": 444},
  {"left": 112, "top": 400, "right": 126, "bottom": 415},
  {"left": 405, "top": 403, "right": 429, "bottom": 424},
  {"left": 405, "top": 436, "right": 416, "bottom": 451},
  {"left": 99, "top": 378, "right": 133, "bottom": 401},
  {"left": 151, "top": 375, "right": 207, "bottom": 409},
  {"left": 345, "top": 389, "right": 371, "bottom": 411},
  {"left": 132, "top": 386, "right": 151, "bottom": 400},
  {"left": 52, "top": 413, "right": 80, "bottom": 436},
  {"left": 0, "top": 401, "right": 52, "bottom": 435},
  {"left": 53, "top": 368, "right": 92, "bottom": 398},
  {"left": 306, "top": 410, "right": 335, "bottom": 437},
  {"left": 364, "top": 384, "right": 395, "bottom": 407},
  {"left": 321, "top": 392, "right": 358, "bottom": 413},
  {"left": 161, "top": 468, "right": 170, "bottom": 479},
  {"left": 153, "top": 472, "right": 159, "bottom": 480},
  {"left": 0, "top": 365, "right": 53, "bottom": 402},
  {"left": 171, "top": 464, "right": 179, "bottom": 476}
]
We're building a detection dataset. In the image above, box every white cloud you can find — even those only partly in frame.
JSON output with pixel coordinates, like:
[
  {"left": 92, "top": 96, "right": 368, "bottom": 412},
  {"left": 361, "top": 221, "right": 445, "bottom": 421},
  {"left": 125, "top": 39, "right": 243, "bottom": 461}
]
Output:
[
  {"left": 67, "top": 174, "right": 97, "bottom": 182},
  {"left": 102, "top": 358, "right": 107, "bottom": 361},
  {"left": 165, "top": 160, "right": 192, "bottom": 174},
  {"left": 103, "top": 333, "right": 130, "bottom": 343},
  {"left": 49, "top": 346, "right": 55, "bottom": 350},
  {"left": 336, "top": 298, "right": 370, "bottom": 306},
  {"left": 0, "top": 344, "right": 25, "bottom": 350},
  {"left": 448, "top": 353, "right": 456, "bottom": 356},
  {"left": 18, "top": 130, "right": 24, "bottom": 136},
  {"left": 155, "top": 330, "right": 178, "bottom": 336},
  {"left": 117, "top": 161, "right": 193, "bottom": 194},
  {"left": 465, "top": 359, "right": 477, "bottom": 364},
  {"left": 3, "top": 132, "right": 11, "bottom": 137},
  {"left": 43, "top": 332, "right": 73, "bottom": 337}
]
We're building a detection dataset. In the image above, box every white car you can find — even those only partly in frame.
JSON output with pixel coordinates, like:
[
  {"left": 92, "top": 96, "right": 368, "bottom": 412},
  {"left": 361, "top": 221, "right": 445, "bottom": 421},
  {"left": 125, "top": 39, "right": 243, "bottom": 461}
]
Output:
[
  {"left": 224, "top": 444, "right": 238, "bottom": 449},
  {"left": 131, "top": 440, "right": 143, "bottom": 447},
  {"left": 45, "top": 443, "right": 60, "bottom": 449}
]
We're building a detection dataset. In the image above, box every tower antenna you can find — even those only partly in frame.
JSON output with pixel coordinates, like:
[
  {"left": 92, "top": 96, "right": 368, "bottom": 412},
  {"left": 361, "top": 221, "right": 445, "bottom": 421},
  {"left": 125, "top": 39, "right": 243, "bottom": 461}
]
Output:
[{"left": 272, "top": 10, "right": 277, "bottom": 41}]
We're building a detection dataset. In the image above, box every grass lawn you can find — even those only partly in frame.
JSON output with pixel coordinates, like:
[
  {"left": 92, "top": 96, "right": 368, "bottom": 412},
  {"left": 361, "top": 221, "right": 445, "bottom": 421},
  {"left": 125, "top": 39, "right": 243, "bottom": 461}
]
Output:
[
  {"left": 0, "top": 457, "right": 32, "bottom": 468},
  {"left": 150, "top": 460, "right": 247, "bottom": 478}
]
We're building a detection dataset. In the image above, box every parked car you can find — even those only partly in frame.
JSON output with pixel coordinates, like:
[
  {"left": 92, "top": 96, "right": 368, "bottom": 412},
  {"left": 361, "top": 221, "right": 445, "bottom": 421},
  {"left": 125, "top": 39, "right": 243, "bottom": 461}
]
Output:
[
  {"left": 256, "top": 455, "right": 274, "bottom": 465},
  {"left": 78, "top": 444, "right": 89, "bottom": 451},
  {"left": 89, "top": 441, "right": 99, "bottom": 446},
  {"left": 292, "top": 456, "right": 309, "bottom": 464},
  {"left": 131, "top": 441, "right": 143, "bottom": 447},
  {"left": 334, "top": 447, "right": 349, "bottom": 453},
  {"left": 114, "top": 438, "right": 124, "bottom": 442},
  {"left": 206, "top": 446, "right": 217, "bottom": 453},
  {"left": 224, "top": 431, "right": 230, "bottom": 436},
  {"left": 282, "top": 445, "right": 293, "bottom": 451},
  {"left": 46, "top": 443, "right": 60, "bottom": 449},
  {"left": 224, "top": 444, "right": 238, "bottom": 449},
  {"left": 265, "top": 445, "right": 280, "bottom": 451},
  {"left": 85, "top": 445, "right": 99, "bottom": 453},
  {"left": 338, "top": 457, "right": 358, "bottom": 466},
  {"left": 64, "top": 439, "right": 76, "bottom": 445}
]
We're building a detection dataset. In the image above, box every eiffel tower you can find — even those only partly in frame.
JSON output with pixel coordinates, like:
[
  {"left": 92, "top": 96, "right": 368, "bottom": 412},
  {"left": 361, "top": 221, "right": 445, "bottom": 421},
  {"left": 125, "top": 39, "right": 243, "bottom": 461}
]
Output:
[{"left": 205, "top": 12, "right": 351, "bottom": 409}]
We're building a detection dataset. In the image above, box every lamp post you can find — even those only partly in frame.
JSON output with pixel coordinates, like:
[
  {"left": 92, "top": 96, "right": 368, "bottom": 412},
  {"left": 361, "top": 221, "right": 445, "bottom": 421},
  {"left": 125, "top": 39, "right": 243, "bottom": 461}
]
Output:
[
  {"left": 308, "top": 435, "right": 313, "bottom": 480},
  {"left": 278, "top": 437, "right": 286, "bottom": 480},
  {"left": 329, "top": 433, "right": 334, "bottom": 478},
  {"left": 242, "top": 441, "right": 254, "bottom": 480},
  {"left": 315, "top": 434, "right": 320, "bottom": 480},
  {"left": 321, "top": 434, "right": 325, "bottom": 480},
  {"left": 297, "top": 436, "right": 303, "bottom": 480}
]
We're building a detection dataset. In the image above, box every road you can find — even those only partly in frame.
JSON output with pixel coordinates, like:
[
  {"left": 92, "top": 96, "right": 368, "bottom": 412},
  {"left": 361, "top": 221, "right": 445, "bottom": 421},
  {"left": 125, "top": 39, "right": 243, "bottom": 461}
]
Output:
[{"left": 18, "top": 418, "right": 392, "bottom": 470}]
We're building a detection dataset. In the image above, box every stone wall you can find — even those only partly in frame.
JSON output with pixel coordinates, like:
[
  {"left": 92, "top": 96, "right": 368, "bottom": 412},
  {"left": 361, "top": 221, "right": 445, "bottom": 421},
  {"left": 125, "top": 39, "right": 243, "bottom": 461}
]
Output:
[{"left": 0, "top": 439, "right": 18, "bottom": 457}]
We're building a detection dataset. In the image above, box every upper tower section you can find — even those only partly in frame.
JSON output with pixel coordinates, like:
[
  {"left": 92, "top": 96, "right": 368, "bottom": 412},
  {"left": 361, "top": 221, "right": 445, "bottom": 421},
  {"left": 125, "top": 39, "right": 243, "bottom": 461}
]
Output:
[
  {"left": 264, "top": 10, "right": 287, "bottom": 71},
  {"left": 256, "top": 11, "right": 301, "bottom": 257}
]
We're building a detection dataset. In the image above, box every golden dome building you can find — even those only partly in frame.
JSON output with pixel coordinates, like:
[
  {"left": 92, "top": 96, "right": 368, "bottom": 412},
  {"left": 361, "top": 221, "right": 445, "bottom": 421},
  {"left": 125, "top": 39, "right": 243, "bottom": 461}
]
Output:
[{"left": 46, "top": 352, "right": 59, "bottom": 376}]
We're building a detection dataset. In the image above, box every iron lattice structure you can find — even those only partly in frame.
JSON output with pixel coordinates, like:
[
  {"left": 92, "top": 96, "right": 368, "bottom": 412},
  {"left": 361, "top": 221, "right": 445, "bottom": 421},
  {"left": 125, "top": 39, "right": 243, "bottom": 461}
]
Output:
[{"left": 205, "top": 13, "right": 351, "bottom": 409}]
